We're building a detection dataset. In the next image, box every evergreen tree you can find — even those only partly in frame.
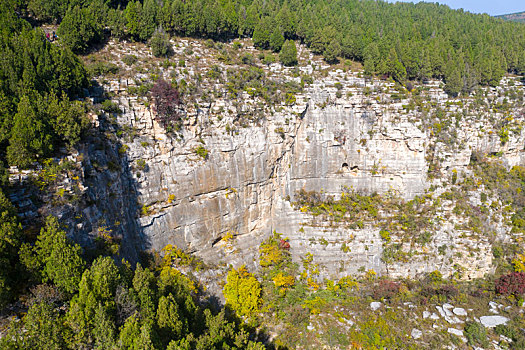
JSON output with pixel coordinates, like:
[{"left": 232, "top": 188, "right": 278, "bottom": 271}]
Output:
[
  {"left": 387, "top": 48, "right": 407, "bottom": 82},
  {"left": 108, "top": 7, "right": 127, "bottom": 40},
  {"left": 276, "top": 4, "right": 295, "bottom": 38},
  {"left": 243, "top": 3, "right": 259, "bottom": 36},
  {"left": 269, "top": 28, "right": 285, "bottom": 52},
  {"left": 323, "top": 40, "right": 342, "bottom": 64},
  {"left": 132, "top": 264, "right": 158, "bottom": 322},
  {"left": 47, "top": 93, "right": 88, "bottom": 148},
  {"left": 119, "top": 313, "right": 157, "bottom": 350},
  {"left": 19, "top": 216, "right": 84, "bottom": 294},
  {"left": 149, "top": 30, "right": 172, "bottom": 57},
  {"left": 66, "top": 256, "right": 120, "bottom": 344},
  {"left": 58, "top": 6, "right": 103, "bottom": 53},
  {"left": 140, "top": 0, "right": 158, "bottom": 41},
  {"left": 0, "top": 190, "right": 21, "bottom": 308},
  {"left": 23, "top": 302, "right": 66, "bottom": 350},
  {"left": 364, "top": 58, "right": 375, "bottom": 78},
  {"left": 7, "top": 95, "right": 52, "bottom": 168},
  {"left": 125, "top": 0, "right": 143, "bottom": 41},
  {"left": 157, "top": 294, "right": 184, "bottom": 345},
  {"left": 220, "top": 0, "right": 237, "bottom": 34},
  {"left": 279, "top": 39, "right": 298, "bottom": 66},
  {"left": 27, "top": 0, "right": 67, "bottom": 23},
  {"left": 93, "top": 303, "right": 116, "bottom": 349},
  {"left": 445, "top": 68, "right": 462, "bottom": 97},
  {"left": 252, "top": 18, "right": 271, "bottom": 49}
]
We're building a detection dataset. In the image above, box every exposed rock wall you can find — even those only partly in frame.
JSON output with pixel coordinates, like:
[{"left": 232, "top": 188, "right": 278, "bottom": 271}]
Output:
[
  {"left": 99, "top": 62, "right": 525, "bottom": 281},
  {"left": 19, "top": 39, "right": 519, "bottom": 285}
]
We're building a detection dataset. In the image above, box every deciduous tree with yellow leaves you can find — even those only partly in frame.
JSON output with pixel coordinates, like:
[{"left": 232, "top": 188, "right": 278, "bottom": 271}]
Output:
[{"left": 223, "top": 265, "right": 262, "bottom": 318}]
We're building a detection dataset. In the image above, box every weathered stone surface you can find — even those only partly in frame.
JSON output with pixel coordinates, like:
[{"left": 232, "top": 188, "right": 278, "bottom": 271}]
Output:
[
  {"left": 370, "top": 302, "right": 382, "bottom": 311},
  {"left": 453, "top": 308, "right": 467, "bottom": 317},
  {"left": 411, "top": 329, "right": 422, "bottom": 339},
  {"left": 447, "top": 328, "right": 466, "bottom": 342},
  {"left": 480, "top": 316, "right": 509, "bottom": 328},
  {"left": 42, "top": 38, "right": 525, "bottom": 286}
]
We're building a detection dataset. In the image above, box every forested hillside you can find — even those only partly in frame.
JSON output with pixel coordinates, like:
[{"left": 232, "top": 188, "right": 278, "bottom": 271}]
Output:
[
  {"left": 7, "top": 0, "right": 525, "bottom": 171},
  {"left": 497, "top": 11, "right": 525, "bottom": 23},
  {"left": 0, "top": 1, "right": 89, "bottom": 306},
  {"left": 15, "top": 0, "right": 525, "bottom": 96},
  {"left": 0, "top": 2, "right": 88, "bottom": 170}
]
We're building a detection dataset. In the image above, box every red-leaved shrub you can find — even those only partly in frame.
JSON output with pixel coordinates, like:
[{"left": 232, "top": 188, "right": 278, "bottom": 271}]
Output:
[
  {"left": 495, "top": 272, "right": 525, "bottom": 296},
  {"left": 373, "top": 280, "right": 401, "bottom": 300},
  {"left": 150, "top": 79, "right": 182, "bottom": 129},
  {"left": 436, "top": 284, "right": 459, "bottom": 298},
  {"left": 279, "top": 239, "right": 290, "bottom": 250}
]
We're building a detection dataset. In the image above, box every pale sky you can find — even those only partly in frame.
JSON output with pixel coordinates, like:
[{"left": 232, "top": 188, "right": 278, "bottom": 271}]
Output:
[{"left": 385, "top": 0, "right": 524, "bottom": 16}]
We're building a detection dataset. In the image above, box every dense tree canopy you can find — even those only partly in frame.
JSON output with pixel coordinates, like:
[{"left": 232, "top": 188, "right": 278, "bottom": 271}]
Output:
[
  {"left": 0, "top": 2, "right": 89, "bottom": 168},
  {"left": 20, "top": 0, "right": 525, "bottom": 93},
  {"left": 0, "top": 190, "right": 22, "bottom": 308},
  {"left": 2, "top": 243, "right": 266, "bottom": 349},
  {"left": 58, "top": 5, "right": 104, "bottom": 53}
]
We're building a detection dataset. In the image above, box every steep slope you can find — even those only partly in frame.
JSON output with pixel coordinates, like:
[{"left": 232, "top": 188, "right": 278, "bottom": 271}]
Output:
[
  {"left": 53, "top": 38, "right": 525, "bottom": 285},
  {"left": 497, "top": 11, "right": 525, "bottom": 23}
]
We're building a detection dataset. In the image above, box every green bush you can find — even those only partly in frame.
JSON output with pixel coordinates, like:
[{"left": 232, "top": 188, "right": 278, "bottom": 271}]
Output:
[
  {"left": 122, "top": 55, "right": 138, "bottom": 66},
  {"left": 86, "top": 60, "right": 119, "bottom": 77},
  {"left": 494, "top": 324, "right": 517, "bottom": 340},
  {"left": 464, "top": 321, "right": 488, "bottom": 347},
  {"left": 379, "top": 229, "right": 391, "bottom": 243},
  {"left": 136, "top": 159, "right": 146, "bottom": 170},
  {"left": 101, "top": 100, "right": 121, "bottom": 114},
  {"left": 193, "top": 146, "right": 208, "bottom": 159},
  {"left": 149, "top": 30, "right": 172, "bottom": 58},
  {"left": 263, "top": 53, "right": 276, "bottom": 65},
  {"left": 280, "top": 40, "right": 298, "bottom": 66}
]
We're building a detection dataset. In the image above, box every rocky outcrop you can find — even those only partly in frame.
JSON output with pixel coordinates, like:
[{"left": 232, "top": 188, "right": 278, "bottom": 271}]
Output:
[
  {"left": 98, "top": 56, "right": 524, "bottom": 282},
  {"left": 19, "top": 39, "right": 524, "bottom": 284}
]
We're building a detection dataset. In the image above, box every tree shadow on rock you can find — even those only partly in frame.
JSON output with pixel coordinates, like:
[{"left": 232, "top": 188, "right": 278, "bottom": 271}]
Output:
[{"left": 78, "top": 81, "right": 148, "bottom": 264}]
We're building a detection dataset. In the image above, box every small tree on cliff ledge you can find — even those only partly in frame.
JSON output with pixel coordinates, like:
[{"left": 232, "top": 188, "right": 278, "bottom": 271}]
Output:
[{"left": 150, "top": 79, "right": 182, "bottom": 131}]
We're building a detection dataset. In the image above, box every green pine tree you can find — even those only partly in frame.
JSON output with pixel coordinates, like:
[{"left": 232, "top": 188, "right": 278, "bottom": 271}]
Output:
[{"left": 279, "top": 39, "right": 298, "bottom": 66}]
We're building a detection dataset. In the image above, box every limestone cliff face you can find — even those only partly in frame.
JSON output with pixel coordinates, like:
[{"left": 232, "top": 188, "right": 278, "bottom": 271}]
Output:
[
  {"left": 92, "top": 49, "right": 524, "bottom": 283},
  {"left": 33, "top": 39, "right": 519, "bottom": 285},
  {"left": 108, "top": 86, "right": 426, "bottom": 270}
]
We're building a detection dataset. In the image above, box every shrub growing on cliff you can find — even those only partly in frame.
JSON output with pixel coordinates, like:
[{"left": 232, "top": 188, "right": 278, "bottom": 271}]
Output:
[
  {"left": 193, "top": 146, "right": 208, "bottom": 160},
  {"left": 150, "top": 79, "right": 182, "bottom": 131},
  {"left": 495, "top": 272, "right": 525, "bottom": 296},
  {"left": 259, "top": 231, "right": 289, "bottom": 268},
  {"left": 373, "top": 280, "right": 401, "bottom": 301}
]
